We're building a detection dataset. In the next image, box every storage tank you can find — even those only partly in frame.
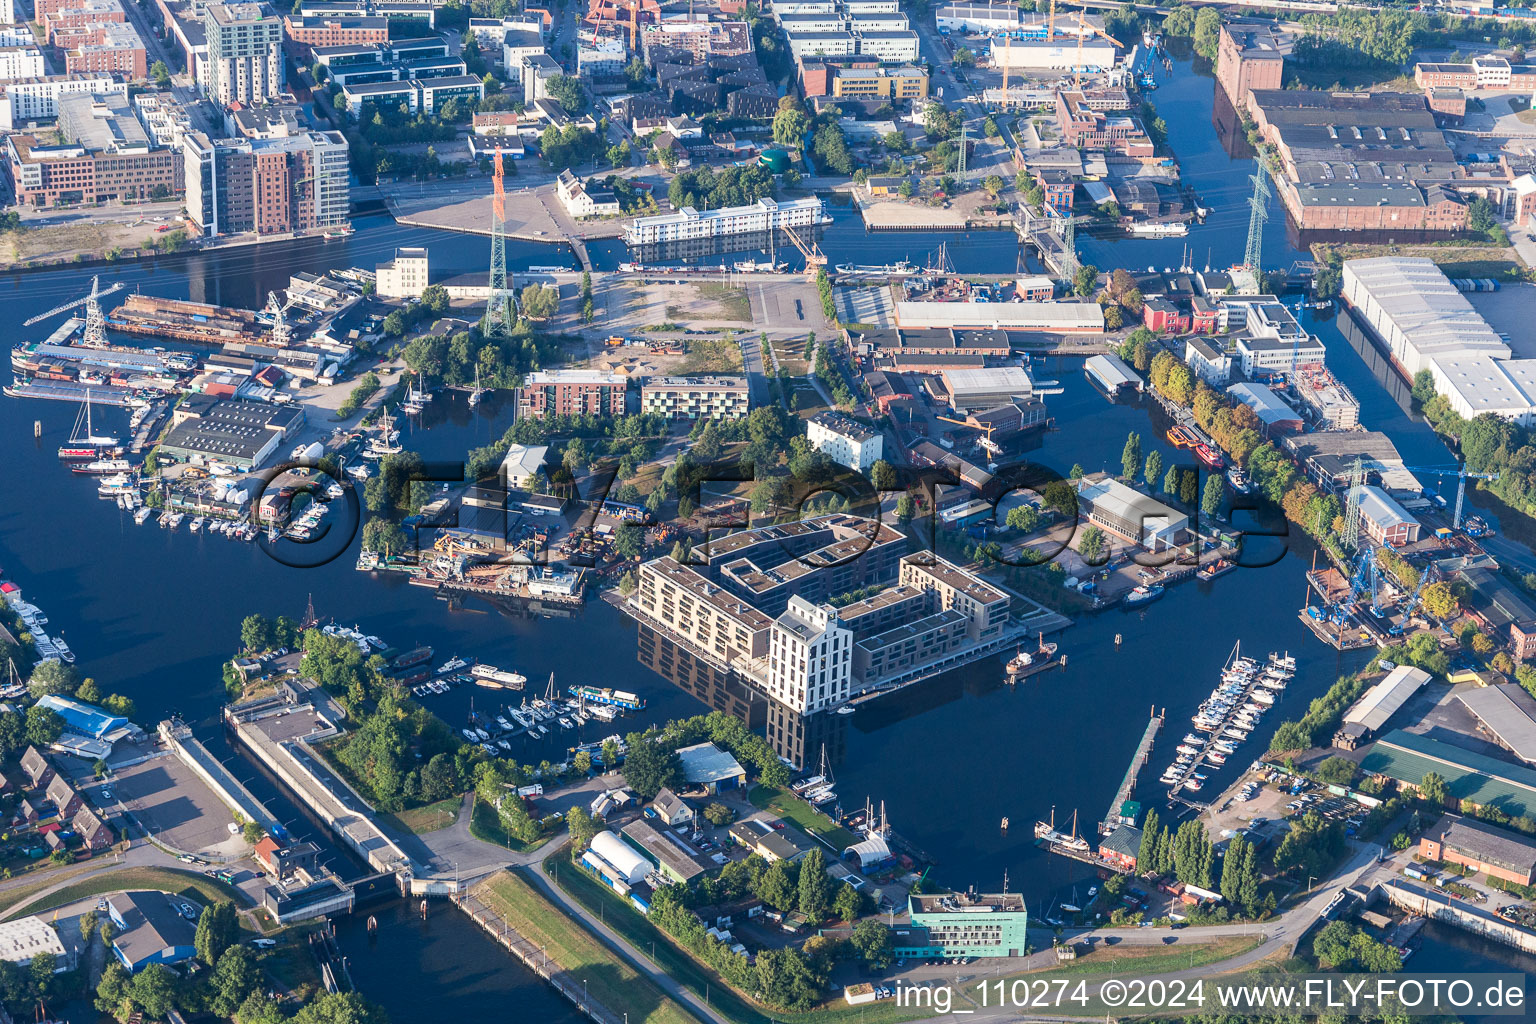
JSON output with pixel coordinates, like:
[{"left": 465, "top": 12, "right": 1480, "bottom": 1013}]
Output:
[
  {"left": 590, "top": 830, "right": 649, "bottom": 885},
  {"left": 759, "top": 149, "right": 791, "bottom": 175}
]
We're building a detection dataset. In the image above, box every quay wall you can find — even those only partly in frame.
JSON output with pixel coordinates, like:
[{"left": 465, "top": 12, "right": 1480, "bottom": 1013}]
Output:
[
  {"left": 1376, "top": 880, "right": 1536, "bottom": 955},
  {"left": 159, "top": 719, "right": 279, "bottom": 831},
  {"left": 455, "top": 883, "right": 624, "bottom": 1024},
  {"left": 227, "top": 706, "right": 414, "bottom": 875}
]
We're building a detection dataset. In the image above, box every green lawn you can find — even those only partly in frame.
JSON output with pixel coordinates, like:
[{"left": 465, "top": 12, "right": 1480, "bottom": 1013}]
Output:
[
  {"left": 382, "top": 795, "right": 462, "bottom": 835},
  {"left": 1019, "top": 935, "right": 1264, "bottom": 978},
  {"left": 545, "top": 853, "right": 936, "bottom": 1024},
  {"left": 747, "top": 786, "right": 858, "bottom": 850},
  {"left": 475, "top": 869, "right": 699, "bottom": 1024},
  {"left": 1, "top": 866, "right": 249, "bottom": 921}
]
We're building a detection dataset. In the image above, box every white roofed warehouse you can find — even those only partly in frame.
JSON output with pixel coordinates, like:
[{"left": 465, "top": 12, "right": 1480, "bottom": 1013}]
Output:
[
  {"left": 1075, "top": 476, "right": 1188, "bottom": 552},
  {"left": 1347, "top": 485, "right": 1420, "bottom": 548},
  {"left": 583, "top": 830, "right": 650, "bottom": 888}
]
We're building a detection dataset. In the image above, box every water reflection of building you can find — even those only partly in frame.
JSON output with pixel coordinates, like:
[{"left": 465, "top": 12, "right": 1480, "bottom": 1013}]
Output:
[
  {"left": 636, "top": 624, "right": 766, "bottom": 729},
  {"left": 636, "top": 623, "right": 848, "bottom": 771},
  {"left": 1338, "top": 311, "right": 1419, "bottom": 415},
  {"left": 1210, "top": 83, "right": 1254, "bottom": 161}
]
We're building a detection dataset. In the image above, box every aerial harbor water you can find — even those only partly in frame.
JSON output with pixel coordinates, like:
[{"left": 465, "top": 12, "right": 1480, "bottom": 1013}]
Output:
[{"left": 1, "top": 32, "right": 1526, "bottom": 1022}]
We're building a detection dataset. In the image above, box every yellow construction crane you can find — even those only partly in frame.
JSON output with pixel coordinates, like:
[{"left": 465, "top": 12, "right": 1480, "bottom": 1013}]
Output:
[{"left": 782, "top": 225, "right": 826, "bottom": 280}]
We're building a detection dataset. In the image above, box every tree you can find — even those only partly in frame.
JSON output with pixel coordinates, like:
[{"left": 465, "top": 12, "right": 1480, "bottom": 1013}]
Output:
[
  {"left": 519, "top": 283, "right": 559, "bottom": 321},
  {"left": 1079, "top": 524, "right": 1107, "bottom": 563},
  {"left": 28, "top": 659, "right": 78, "bottom": 697},
  {"left": 1202, "top": 474, "right": 1224, "bottom": 517},
  {"left": 1144, "top": 450, "right": 1163, "bottom": 489},
  {"left": 758, "top": 857, "right": 798, "bottom": 912},
  {"left": 95, "top": 962, "right": 132, "bottom": 1019},
  {"left": 208, "top": 946, "right": 263, "bottom": 1018},
  {"left": 982, "top": 174, "right": 1004, "bottom": 199},
  {"left": 1120, "top": 432, "right": 1142, "bottom": 480},
  {"left": 1421, "top": 581, "right": 1459, "bottom": 621},
  {"left": 953, "top": 45, "right": 975, "bottom": 67},
  {"left": 1073, "top": 264, "right": 1099, "bottom": 298},
  {"left": 150, "top": 60, "right": 171, "bottom": 87},
  {"left": 703, "top": 801, "right": 733, "bottom": 826},
  {"left": 1192, "top": 6, "right": 1222, "bottom": 59},
  {"left": 833, "top": 881, "right": 865, "bottom": 922},
  {"left": 870, "top": 459, "right": 897, "bottom": 491},
  {"left": 562, "top": 437, "right": 589, "bottom": 473},
  {"left": 613, "top": 522, "right": 645, "bottom": 560},
  {"left": 1179, "top": 469, "right": 1198, "bottom": 505},
  {"left": 24, "top": 706, "right": 62, "bottom": 748},
  {"left": 619, "top": 732, "right": 680, "bottom": 798},
  {"left": 1164, "top": 465, "right": 1180, "bottom": 496},
  {"left": 850, "top": 918, "right": 893, "bottom": 967},
  {"left": 293, "top": 993, "right": 390, "bottom": 1024},
  {"left": 196, "top": 900, "right": 239, "bottom": 965},
  {"left": 129, "top": 964, "right": 179, "bottom": 1020},
  {"left": 1316, "top": 756, "right": 1357, "bottom": 787},
  {"left": 1005, "top": 505, "right": 1040, "bottom": 533},
  {"left": 772, "top": 105, "right": 811, "bottom": 146},
  {"left": 895, "top": 494, "right": 915, "bottom": 522},
  {"left": 361, "top": 517, "right": 408, "bottom": 555},
  {"left": 1138, "top": 808, "right": 1164, "bottom": 875},
  {"left": 566, "top": 805, "right": 601, "bottom": 852},
  {"left": 797, "top": 847, "right": 830, "bottom": 923},
  {"left": 1420, "top": 771, "right": 1451, "bottom": 808},
  {"left": 544, "top": 74, "right": 585, "bottom": 112}
]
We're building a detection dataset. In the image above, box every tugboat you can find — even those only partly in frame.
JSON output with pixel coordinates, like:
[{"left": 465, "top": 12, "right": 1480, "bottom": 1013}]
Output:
[
  {"left": 1005, "top": 633, "right": 1063, "bottom": 679},
  {"left": 1123, "top": 583, "right": 1165, "bottom": 608}
]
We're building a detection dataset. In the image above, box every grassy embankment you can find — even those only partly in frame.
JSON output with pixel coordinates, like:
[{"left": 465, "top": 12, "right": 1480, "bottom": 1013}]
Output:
[{"left": 476, "top": 869, "right": 698, "bottom": 1024}]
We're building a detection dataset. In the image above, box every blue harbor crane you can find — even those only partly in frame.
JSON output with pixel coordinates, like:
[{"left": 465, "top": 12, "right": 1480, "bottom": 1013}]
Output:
[{"left": 1396, "top": 464, "right": 1501, "bottom": 531}]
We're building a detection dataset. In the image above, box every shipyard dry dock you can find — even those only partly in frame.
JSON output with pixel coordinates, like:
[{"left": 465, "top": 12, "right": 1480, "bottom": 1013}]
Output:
[{"left": 111, "top": 294, "right": 269, "bottom": 346}]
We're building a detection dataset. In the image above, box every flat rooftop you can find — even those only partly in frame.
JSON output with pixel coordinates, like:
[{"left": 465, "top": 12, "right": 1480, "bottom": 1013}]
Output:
[
  {"left": 901, "top": 554, "right": 1007, "bottom": 606},
  {"left": 911, "top": 892, "right": 1026, "bottom": 914}
]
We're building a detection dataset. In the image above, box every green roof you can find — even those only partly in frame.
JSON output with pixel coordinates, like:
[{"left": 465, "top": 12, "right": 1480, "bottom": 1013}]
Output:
[{"left": 1361, "top": 729, "right": 1536, "bottom": 817}]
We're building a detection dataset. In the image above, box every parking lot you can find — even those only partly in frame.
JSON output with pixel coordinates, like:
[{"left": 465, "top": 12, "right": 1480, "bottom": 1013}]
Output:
[
  {"left": 110, "top": 750, "right": 248, "bottom": 861},
  {"left": 1206, "top": 767, "right": 1373, "bottom": 847}
]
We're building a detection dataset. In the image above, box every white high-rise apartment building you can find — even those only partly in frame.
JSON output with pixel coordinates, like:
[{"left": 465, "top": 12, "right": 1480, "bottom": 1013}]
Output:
[
  {"left": 203, "top": 2, "right": 284, "bottom": 105},
  {"left": 768, "top": 596, "right": 852, "bottom": 714}
]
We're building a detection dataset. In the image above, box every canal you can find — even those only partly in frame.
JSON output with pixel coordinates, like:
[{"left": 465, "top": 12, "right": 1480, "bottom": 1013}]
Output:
[{"left": 0, "top": 42, "right": 1514, "bottom": 1020}]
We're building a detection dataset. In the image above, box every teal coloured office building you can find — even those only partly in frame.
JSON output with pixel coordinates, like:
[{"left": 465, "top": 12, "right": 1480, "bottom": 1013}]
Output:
[{"left": 892, "top": 892, "right": 1030, "bottom": 959}]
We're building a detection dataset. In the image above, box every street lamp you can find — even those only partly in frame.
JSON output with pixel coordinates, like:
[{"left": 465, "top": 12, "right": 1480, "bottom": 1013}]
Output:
[{"left": 1307, "top": 876, "right": 1317, "bottom": 893}]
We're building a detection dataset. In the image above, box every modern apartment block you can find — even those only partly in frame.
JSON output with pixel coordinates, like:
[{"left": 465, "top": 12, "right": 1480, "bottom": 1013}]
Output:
[
  {"left": 183, "top": 129, "right": 349, "bottom": 236},
  {"left": 204, "top": 2, "right": 285, "bottom": 106},
  {"left": 0, "top": 74, "right": 126, "bottom": 129},
  {"left": 897, "top": 556, "right": 1009, "bottom": 645},
  {"left": 64, "top": 22, "right": 146, "bottom": 78},
  {"left": 0, "top": 46, "right": 46, "bottom": 81},
  {"left": 639, "top": 376, "right": 750, "bottom": 421},
  {"left": 516, "top": 369, "right": 627, "bottom": 418},
  {"left": 635, "top": 557, "right": 773, "bottom": 666},
  {"left": 704, "top": 513, "right": 907, "bottom": 616},
  {"left": 898, "top": 893, "right": 1029, "bottom": 959},
  {"left": 767, "top": 596, "right": 852, "bottom": 714},
  {"left": 6, "top": 93, "right": 180, "bottom": 206}
]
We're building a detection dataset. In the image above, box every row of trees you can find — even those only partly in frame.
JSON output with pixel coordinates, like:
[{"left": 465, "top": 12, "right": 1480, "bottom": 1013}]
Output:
[
  {"left": 1135, "top": 810, "right": 1270, "bottom": 918},
  {"left": 238, "top": 613, "right": 301, "bottom": 654},
  {"left": 667, "top": 164, "right": 776, "bottom": 213}
]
